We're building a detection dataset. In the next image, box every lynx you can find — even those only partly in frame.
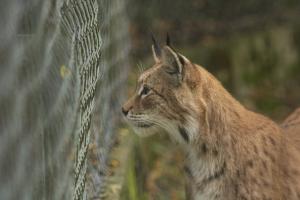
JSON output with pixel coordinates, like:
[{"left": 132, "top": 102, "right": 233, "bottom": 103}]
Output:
[{"left": 122, "top": 36, "right": 300, "bottom": 200}]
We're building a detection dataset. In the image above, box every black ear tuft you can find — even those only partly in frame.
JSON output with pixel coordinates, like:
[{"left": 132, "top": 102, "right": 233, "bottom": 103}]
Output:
[
  {"left": 166, "top": 32, "right": 171, "bottom": 46},
  {"left": 151, "top": 33, "right": 161, "bottom": 57}
]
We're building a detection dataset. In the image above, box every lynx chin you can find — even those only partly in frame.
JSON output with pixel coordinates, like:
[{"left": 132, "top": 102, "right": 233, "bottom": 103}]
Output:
[{"left": 122, "top": 35, "right": 300, "bottom": 200}]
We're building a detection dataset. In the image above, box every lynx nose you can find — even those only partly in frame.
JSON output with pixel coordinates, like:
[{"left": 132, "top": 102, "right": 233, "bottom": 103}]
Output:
[{"left": 122, "top": 107, "right": 129, "bottom": 116}]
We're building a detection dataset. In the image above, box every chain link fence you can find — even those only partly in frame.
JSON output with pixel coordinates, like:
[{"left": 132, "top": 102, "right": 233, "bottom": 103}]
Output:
[{"left": 0, "top": 0, "right": 130, "bottom": 199}]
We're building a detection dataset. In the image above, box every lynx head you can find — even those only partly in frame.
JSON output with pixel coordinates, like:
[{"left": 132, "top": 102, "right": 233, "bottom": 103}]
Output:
[{"left": 122, "top": 35, "right": 202, "bottom": 140}]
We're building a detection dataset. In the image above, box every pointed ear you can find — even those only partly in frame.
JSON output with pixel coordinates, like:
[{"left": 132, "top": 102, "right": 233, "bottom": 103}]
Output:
[
  {"left": 152, "top": 45, "right": 160, "bottom": 63},
  {"left": 162, "top": 46, "right": 185, "bottom": 83},
  {"left": 151, "top": 34, "right": 161, "bottom": 63}
]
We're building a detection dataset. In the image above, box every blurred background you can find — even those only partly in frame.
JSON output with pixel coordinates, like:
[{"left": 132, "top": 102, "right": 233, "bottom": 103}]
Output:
[
  {"left": 0, "top": 0, "right": 299, "bottom": 200},
  {"left": 123, "top": 0, "right": 300, "bottom": 199}
]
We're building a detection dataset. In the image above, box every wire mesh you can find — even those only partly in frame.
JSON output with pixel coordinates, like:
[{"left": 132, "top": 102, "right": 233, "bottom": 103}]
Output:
[
  {"left": 0, "top": 0, "right": 130, "bottom": 199},
  {"left": 60, "top": 0, "right": 102, "bottom": 199},
  {"left": 87, "top": 0, "right": 131, "bottom": 199}
]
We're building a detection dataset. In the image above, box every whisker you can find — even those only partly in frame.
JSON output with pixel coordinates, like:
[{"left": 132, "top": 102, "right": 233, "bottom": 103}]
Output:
[
  {"left": 137, "top": 61, "right": 145, "bottom": 75},
  {"left": 143, "top": 117, "right": 176, "bottom": 131},
  {"left": 128, "top": 113, "right": 178, "bottom": 134},
  {"left": 127, "top": 114, "right": 183, "bottom": 145}
]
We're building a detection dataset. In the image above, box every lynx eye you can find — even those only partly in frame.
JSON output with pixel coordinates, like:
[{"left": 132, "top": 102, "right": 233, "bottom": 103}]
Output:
[{"left": 140, "top": 85, "right": 150, "bottom": 97}]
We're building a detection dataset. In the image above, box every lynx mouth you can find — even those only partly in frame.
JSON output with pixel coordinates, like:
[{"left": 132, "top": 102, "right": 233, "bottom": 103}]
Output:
[{"left": 134, "top": 122, "right": 154, "bottom": 128}]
